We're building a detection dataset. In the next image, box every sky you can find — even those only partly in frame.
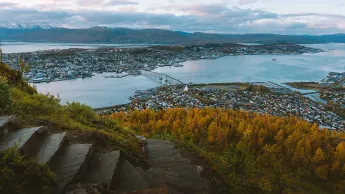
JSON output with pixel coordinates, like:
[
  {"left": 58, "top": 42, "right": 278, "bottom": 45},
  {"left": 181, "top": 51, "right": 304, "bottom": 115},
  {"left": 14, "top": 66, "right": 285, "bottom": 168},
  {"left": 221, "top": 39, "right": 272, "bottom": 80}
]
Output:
[{"left": 0, "top": 0, "right": 344, "bottom": 34}]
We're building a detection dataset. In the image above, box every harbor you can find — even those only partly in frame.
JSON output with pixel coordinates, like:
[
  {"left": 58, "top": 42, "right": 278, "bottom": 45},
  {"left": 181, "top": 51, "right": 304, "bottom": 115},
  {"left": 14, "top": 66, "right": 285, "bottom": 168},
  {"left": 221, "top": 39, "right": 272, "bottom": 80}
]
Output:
[
  {"left": 30, "top": 43, "right": 345, "bottom": 109},
  {"left": 3, "top": 43, "right": 322, "bottom": 83}
]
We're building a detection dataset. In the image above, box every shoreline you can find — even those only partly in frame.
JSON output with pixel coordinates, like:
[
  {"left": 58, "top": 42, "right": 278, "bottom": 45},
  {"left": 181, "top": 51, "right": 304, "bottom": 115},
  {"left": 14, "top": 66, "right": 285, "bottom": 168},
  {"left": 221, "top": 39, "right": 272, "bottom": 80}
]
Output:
[
  {"left": 92, "top": 81, "right": 344, "bottom": 130},
  {"left": 4, "top": 43, "right": 324, "bottom": 84},
  {"left": 93, "top": 103, "right": 130, "bottom": 113},
  {"left": 91, "top": 79, "right": 343, "bottom": 112},
  {"left": 30, "top": 53, "right": 324, "bottom": 84},
  {"left": 92, "top": 81, "right": 321, "bottom": 111}
]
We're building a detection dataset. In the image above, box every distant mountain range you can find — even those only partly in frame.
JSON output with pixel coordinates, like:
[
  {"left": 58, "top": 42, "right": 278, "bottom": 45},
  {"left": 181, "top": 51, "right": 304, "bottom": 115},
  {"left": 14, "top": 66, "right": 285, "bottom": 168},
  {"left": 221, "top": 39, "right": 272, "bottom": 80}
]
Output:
[
  {"left": 0, "top": 23, "right": 57, "bottom": 30},
  {"left": 0, "top": 26, "right": 344, "bottom": 44}
]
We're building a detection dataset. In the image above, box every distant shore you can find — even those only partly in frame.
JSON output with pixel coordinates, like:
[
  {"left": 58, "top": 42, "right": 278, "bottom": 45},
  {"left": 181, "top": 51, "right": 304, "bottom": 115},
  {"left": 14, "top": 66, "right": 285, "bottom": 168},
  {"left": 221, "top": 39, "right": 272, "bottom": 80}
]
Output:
[{"left": 4, "top": 43, "right": 324, "bottom": 84}]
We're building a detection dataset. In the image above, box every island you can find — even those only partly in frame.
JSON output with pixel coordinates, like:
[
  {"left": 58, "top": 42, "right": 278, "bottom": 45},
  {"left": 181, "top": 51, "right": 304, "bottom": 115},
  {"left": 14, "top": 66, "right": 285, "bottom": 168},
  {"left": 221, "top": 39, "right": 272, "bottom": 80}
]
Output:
[{"left": 3, "top": 43, "right": 323, "bottom": 83}]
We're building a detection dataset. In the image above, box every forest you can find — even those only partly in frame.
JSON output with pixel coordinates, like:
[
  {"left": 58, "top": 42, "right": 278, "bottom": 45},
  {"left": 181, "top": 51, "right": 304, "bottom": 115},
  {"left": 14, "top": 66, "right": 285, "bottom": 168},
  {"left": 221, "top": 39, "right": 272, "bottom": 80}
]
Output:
[{"left": 107, "top": 108, "right": 345, "bottom": 193}]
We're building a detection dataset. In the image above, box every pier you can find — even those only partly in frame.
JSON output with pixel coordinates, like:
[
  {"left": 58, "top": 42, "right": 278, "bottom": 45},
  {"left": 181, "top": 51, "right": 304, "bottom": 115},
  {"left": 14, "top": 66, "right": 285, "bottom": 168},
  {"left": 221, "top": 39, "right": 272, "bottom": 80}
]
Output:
[{"left": 141, "top": 70, "right": 185, "bottom": 85}]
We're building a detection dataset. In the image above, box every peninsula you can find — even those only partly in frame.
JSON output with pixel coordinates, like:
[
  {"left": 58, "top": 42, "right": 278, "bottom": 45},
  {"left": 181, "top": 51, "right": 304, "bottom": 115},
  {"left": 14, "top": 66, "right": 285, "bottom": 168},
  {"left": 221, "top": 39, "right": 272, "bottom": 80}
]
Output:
[{"left": 3, "top": 43, "right": 323, "bottom": 83}]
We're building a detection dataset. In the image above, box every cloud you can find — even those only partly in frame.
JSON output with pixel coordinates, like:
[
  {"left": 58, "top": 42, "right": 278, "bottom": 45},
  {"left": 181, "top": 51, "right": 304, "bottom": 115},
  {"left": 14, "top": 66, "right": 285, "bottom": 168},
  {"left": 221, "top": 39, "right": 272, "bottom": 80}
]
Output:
[
  {"left": 105, "top": 0, "right": 138, "bottom": 6},
  {"left": 74, "top": 0, "right": 137, "bottom": 7},
  {"left": 0, "top": 2, "right": 17, "bottom": 7},
  {"left": 238, "top": 0, "right": 257, "bottom": 5},
  {"left": 283, "top": 13, "right": 345, "bottom": 19},
  {"left": 0, "top": 2, "right": 344, "bottom": 34}
]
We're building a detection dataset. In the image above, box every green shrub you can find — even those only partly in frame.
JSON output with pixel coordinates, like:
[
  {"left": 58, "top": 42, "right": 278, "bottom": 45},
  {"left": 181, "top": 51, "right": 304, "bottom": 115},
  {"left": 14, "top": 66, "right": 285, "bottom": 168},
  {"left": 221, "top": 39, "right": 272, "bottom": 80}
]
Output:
[
  {"left": 0, "top": 147, "right": 55, "bottom": 194},
  {"left": 10, "top": 87, "right": 64, "bottom": 123},
  {"left": 0, "top": 77, "right": 11, "bottom": 114},
  {"left": 0, "top": 63, "right": 36, "bottom": 94},
  {"left": 64, "top": 102, "right": 98, "bottom": 125}
]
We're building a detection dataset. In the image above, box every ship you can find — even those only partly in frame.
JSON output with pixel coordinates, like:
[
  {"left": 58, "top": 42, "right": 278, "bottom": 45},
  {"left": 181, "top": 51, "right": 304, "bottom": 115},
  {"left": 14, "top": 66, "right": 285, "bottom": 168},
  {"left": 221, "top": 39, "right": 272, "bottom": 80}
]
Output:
[
  {"left": 103, "top": 72, "right": 129, "bottom": 78},
  {"left": 30, "top": 77, "right": 50, "bottom": 83}
]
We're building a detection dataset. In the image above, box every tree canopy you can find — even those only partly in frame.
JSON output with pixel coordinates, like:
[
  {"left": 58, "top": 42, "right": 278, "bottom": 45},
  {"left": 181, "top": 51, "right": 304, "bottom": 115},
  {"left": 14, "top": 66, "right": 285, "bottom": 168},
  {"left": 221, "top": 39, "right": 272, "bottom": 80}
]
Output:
[{"left": 108, "top": 108, "right": 345, "bottom": 193}]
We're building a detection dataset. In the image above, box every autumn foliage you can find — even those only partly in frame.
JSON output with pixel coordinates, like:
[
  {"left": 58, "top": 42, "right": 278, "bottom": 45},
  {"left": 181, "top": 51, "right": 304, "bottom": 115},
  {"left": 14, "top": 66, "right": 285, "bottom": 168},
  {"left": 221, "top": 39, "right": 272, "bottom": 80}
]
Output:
[{"left": 107, "top": 108, "right": 345, "bottom": 193}]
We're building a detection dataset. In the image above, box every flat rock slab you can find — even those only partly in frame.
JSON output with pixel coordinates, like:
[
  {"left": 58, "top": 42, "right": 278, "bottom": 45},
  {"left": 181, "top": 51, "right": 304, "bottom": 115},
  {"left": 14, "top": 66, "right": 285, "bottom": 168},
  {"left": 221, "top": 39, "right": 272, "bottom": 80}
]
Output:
[
  {"left": 52, "top": 144, "right": 93, "bottom": 194},
  {"left": 0, "top": 126, "right": 44, "bottom": 151},
  {"left": 147, "top": 157, "right": 190, "bottom": 168},
  {"left": 116, "top": 187, "right": 177, "bottom": 194},
  {"left": 136, "top": 167, "right": 166, "bottom": 188},
  {"left": 37, "top": 132, "right": 66, "bottom": 164},
  {"left": 144, "top": 139, "right": 209, "bottom": 193},
  {"left": 117, "top": 160, "right": 150, "bottom": 192},
  {"left": 85, "top": 150, "right": 120, "bottom": 185},
  {"left": 145, "top": 140, "right": 185, "bottom": 167},
  {"left": 145, "top": 140, "right": 176, "bottom": 151},
  {"left": 0, "top": 116, "right": 13, "bottom": 129},
  {"left": 147, "top": 166, "right": 209, "bottom": 190}
]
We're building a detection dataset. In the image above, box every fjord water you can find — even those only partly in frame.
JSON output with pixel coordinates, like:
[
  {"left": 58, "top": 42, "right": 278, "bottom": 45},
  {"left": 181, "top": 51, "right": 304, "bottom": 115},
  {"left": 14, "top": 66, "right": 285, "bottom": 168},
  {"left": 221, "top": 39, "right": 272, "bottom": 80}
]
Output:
[
  {"left": 0, "top": 42, "right": 151, "bottom": 53},
  {"left": 35, "top": 75, "right": 160, "bottom": 108},
  {"left": 32, "top": 43, "right": 345, "bottom": 108},
  {"left": 154, "top": 44, "right": 345, "bottom": 83}
]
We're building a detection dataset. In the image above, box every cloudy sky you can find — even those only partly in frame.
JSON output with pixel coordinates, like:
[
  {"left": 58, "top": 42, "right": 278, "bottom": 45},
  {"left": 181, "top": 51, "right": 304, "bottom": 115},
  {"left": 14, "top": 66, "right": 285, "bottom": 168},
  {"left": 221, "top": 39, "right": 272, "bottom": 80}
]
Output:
[{"left": 0, "top": 0, "right": 344, "bottom": 34}]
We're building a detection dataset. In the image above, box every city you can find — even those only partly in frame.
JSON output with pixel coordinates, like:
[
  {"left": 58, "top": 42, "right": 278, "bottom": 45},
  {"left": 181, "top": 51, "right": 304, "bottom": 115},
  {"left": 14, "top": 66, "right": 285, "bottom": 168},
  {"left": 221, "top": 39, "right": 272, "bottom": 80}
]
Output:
[
  {"left": 99, "top": 82, "right": 345, "bottom": 132},
  {"left": 3, "top": 43, "right": 322, "bottom": 83}
]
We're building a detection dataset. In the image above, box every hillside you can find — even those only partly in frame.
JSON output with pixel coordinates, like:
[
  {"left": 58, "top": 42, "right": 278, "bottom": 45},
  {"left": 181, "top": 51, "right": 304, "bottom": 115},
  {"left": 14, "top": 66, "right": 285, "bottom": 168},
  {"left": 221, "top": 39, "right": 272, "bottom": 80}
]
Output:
[
  {"left": 0, "top": 63, "right": 146, "bottom": 193},
  {"left": 0, "top": 62, "right": 214, "bottom": 194},
  {"left": 107, "top": 108, "right": 345, "bottom": 193},
  {"left": 2, "top": 62, "right": 345, "bottom": 193},
  {"left": 0, "top": 27, "right": 344, "bottom": 44}
]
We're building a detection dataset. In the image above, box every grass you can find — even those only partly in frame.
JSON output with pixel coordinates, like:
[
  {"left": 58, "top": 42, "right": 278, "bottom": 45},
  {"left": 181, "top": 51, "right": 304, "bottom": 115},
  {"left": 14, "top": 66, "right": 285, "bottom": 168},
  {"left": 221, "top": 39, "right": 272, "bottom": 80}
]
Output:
[
  {"left": 1, "top": 63, "right": 143, "bottom": 159},
  {"left": 285, "top": 82, "right": 324, "bottom": 90},
  {"left": 0, "top": 146, "right": 55, "bottom": 194}
]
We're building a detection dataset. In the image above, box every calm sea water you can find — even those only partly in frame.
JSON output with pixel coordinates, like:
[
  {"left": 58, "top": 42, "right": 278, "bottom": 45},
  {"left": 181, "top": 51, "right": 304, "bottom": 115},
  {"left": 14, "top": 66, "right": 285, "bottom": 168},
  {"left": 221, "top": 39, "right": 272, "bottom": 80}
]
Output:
[
  {"left": 154, "top": 44, "right": 345, "bottom": 83},
  {"left": 12, "top": 43, "right": 345, "bottom": 108},
  {"left": 34, "top": 74, "right": 160, "bottom": 108}
]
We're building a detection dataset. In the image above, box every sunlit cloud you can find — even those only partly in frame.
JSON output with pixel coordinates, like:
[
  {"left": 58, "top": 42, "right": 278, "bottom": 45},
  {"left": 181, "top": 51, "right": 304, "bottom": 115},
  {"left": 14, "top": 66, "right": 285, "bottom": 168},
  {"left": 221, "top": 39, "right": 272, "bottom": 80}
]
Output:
[{"left": 0, "top": 0, "right": 344, "bottom": 34}]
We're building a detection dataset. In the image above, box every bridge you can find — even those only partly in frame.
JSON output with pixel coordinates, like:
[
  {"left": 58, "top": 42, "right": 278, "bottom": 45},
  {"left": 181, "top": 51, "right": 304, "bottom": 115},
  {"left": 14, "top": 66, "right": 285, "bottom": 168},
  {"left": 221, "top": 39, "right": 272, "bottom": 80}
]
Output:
[
  {"left": 301, "top": 91, "right": 320, "bottom": 95},
  {"left": 141, "top": 70, "right": 185, "bottom": 85}
]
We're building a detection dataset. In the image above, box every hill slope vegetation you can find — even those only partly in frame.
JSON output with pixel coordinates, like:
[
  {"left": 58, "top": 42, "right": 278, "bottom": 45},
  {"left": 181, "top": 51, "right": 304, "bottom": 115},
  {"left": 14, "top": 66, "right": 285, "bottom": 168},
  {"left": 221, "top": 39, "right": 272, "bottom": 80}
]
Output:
[
  {"left": 2, "top": 61, "right": 345, "bottom": 193},
  {"left": 0, "top": 63, "right": 144, "bottom": 193},
  {"left": 108, "top": 108, "right": 345, "bottom": 193}
]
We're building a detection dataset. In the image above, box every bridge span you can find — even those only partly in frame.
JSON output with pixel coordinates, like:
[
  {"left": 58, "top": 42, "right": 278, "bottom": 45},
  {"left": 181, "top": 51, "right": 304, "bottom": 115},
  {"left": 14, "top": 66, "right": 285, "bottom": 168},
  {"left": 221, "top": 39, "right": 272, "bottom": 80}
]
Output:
[
  {"left": 141, "top": 70, "right": 185, "bottom": 85},
  {"left": 301, "top": 91, "right": 320, "bottom": 95}
]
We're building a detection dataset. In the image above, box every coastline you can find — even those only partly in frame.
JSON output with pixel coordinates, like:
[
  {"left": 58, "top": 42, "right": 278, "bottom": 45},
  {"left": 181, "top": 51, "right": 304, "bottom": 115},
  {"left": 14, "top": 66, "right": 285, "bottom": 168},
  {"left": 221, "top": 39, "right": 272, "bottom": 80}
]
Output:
[
  {"left": 29, "top": 51, "right": 325, "bottom": 84},
  {"left": 3, "top": 43, "right": 324, "bottom": 84}
]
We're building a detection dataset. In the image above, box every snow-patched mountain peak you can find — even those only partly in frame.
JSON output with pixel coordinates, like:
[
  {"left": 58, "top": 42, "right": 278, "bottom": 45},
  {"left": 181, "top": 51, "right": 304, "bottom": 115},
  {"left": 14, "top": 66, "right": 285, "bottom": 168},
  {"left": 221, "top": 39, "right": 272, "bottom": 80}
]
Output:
[{"left": 0, "top": 22, "right": 58, "bottom": 29}]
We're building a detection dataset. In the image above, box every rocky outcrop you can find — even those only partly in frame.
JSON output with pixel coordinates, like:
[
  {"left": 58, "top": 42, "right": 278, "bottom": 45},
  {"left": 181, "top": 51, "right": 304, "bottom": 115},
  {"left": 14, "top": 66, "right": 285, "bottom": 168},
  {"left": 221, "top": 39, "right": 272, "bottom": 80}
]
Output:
[
  {"left": 0, "top": 116, "right": 14, "bottom": 135},
  {"left": 85, "top": 150, "right": 121, "bottom": 185},
  {"left": 143, "top": 139, "right": 209, "bottom": 194},
  {"left": 0, "top": 126, "right": 46, "bottom": 151},
  {"left": 0, "top": 116, "right": 210, "bottom": 194},
  {"left": 37, "top": 132, "right": 66, "bottom": 164},
  {"left": 52, "top": 144, "right": 93, "bottom": 194},
  {"left": 114, "top": 160, "right": 150, "bottom": 192}
]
